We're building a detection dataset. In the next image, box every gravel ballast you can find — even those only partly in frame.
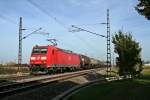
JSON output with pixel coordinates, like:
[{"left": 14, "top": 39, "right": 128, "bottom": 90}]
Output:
[{"left": 1, "top": 68, "right": 106, "bottom": 100}]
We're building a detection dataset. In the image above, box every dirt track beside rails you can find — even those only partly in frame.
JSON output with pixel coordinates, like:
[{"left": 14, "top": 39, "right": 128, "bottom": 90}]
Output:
[{"left": 1, "top": 68, "right": 106, "bottom": 100}]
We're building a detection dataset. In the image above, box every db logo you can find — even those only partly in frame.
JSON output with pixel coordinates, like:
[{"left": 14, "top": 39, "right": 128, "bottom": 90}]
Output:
[
  {"left": 68, "top": 56, "right": 71, "bottom": 61},
  {"left": 37, "top": 56, "right": 40, "bottom": 60}
]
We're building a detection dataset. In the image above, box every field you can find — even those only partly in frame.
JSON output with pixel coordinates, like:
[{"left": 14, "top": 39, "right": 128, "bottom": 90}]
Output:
[
  {"left": 68, "top": 67, "right": 150, "bottom": 100},
  {"left": 0, "top": 64, "right": 29, "bottom": 74}
]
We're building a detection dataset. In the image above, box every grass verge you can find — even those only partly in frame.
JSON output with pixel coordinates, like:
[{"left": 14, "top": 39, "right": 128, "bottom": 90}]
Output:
[{"left": 68, "top": 70, "right": 150, "bottom": 100}]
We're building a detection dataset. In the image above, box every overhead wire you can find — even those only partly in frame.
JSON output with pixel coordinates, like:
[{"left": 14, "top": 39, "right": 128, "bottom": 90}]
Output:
[
  {"left": 0, "top": 1, "right": 97, "bottom": 58},
  {"left": 0, "top": 0, "right": 104, "bottom": 59},
  {"left": 0, "top": 13, "right": 17, "bottom": 25},
  {"left": 71, "top": 33, "right": 102, "bottom": 55},
  {"left": 26, "top": 0, "right": 103, "bottom": 57},
  {"left": 70, "top": 25, "right": 106, "bottom": 55},
  {"left": 73, "top": 23, "right": 102, "bottom": 26},
  {"left": 26, "top": 0, "right": 95, "bottom": 54},
  {"left": 26, "top": 0, "right": 68, "bottom": 30}
]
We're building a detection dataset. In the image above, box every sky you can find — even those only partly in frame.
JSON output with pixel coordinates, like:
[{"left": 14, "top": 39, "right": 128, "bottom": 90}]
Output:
[{"left": 0, "top": 0, "right": 150, "bottom": 64}]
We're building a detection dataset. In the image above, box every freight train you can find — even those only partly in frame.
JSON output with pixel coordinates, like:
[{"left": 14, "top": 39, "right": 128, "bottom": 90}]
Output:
[{"left": 29, "top": 45, "right": 103, "bottom": 74}]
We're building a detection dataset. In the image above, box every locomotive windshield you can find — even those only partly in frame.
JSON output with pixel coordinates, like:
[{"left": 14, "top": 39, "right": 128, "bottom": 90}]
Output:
[
  {"left": 41, "top": 48, "right": 47, "bottom": 54},
  {"left": 32, "top": 48, "right": 47, "bottom": 54}
]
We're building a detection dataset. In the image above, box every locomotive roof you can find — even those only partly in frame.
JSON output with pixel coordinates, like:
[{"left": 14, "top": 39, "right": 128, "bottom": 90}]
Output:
[
  {"left": 33, "top": 45, "right": 102, "bottom": 62},
  {"left": 33, "top": 45, "right": 78, "bottom": 55}
]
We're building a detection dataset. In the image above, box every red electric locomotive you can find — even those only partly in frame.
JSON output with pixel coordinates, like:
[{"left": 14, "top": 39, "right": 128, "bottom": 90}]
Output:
[{"left": 29, "top": 45, "right": 80, "bottom": 74}]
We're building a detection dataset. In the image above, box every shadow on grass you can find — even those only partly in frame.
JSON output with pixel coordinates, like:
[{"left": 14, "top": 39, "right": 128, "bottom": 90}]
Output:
[{"left": 68, "top": 72, "right": 150, "bottom": 100}]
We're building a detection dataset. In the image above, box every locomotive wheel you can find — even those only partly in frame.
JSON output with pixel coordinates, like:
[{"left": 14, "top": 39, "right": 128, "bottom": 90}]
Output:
[
  {"left": 30, "top": 66, "right": 39, "bottom": 74},
  {"left": 60, "top": 68, "right": 63, "bottom": 73},
  {"left": 52, "top": 67, "right": 57, "bottom": 74},
  {"left": 44, "top": 69, "right": 49, "bottom": 74},
  {"left": 61, "top": 67, "right": 65, "bottom": 73},
  {"left": 44, "top": 69, "right": 54, "bottom": 75},
  {"left": 63, "top": 67, "right": 67, "bottom": 73},
  {"left": 48, "top": 70, "right": 53, "bottom": 75}
]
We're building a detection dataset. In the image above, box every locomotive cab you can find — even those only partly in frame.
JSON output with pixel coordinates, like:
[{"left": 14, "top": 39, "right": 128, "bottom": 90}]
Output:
[
  {"left": 29, "top": 46, "right": 51, "bottom": 73},
  {"left": 30, "top": 48, "right": 47, "bottom": 63}
]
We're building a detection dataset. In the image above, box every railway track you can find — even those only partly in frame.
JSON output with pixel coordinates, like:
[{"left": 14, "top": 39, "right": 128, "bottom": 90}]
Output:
[
  {"left": 0, "top": 68, "right": 102, "bottom": 99},
  {"left": 0, "top": 74, "right": 46, "bottom": 87}
]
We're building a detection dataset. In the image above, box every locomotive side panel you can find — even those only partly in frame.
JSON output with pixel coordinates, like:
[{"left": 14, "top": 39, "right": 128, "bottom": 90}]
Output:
[{"left": 53, "top": 49, "right": 80, "bottom": 68}]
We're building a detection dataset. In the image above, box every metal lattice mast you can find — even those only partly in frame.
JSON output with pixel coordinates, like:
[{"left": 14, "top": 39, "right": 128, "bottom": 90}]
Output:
[
  {"left": 18, "top": 17, "right": 22, "bottom": 65},
  {"left": 106, "top": 9, "right": 111, "bottom": 72}
]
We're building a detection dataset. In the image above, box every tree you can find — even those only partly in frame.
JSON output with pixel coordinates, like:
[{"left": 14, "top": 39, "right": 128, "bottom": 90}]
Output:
[
  {"left": 135, "top": 0, "right": 150, "bottom": 20},
  {"left": 112, "top": 31, "right": 143, "bottom": 76}
]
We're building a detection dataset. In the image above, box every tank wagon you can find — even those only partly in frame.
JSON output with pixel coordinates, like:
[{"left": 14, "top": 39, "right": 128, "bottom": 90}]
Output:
[{"left": 29, "top": 45, "right": 103, "bottom": 74}]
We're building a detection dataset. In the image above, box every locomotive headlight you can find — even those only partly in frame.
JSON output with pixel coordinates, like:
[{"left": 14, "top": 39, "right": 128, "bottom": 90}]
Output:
[
  {"left": 41, "top": 57, "right": 47, "bottom": 60},
  {"left": 30, "top": 57, "right": 36, "bottom": 60}
]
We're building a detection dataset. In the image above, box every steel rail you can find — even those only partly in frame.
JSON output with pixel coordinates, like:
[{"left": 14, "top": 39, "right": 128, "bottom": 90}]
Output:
[{"left": 0, "top": 68, "right": 103, "bottom": 98}]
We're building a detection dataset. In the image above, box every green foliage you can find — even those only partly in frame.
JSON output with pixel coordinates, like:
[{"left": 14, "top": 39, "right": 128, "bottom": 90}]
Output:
[
  {"left": 135, "top": 0, "right": 150, "bottom": 20},
  {"left": 112, "top": 31, "right": 143, "bottom": 76}
]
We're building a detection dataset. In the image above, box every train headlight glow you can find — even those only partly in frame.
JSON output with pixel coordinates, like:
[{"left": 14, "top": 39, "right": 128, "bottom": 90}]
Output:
[
  {"left": 30, "top": 57, "right": 36, "bottom": 60},
  {"left": 41, "top": 57, "right": 47, "bottom": 60}
]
